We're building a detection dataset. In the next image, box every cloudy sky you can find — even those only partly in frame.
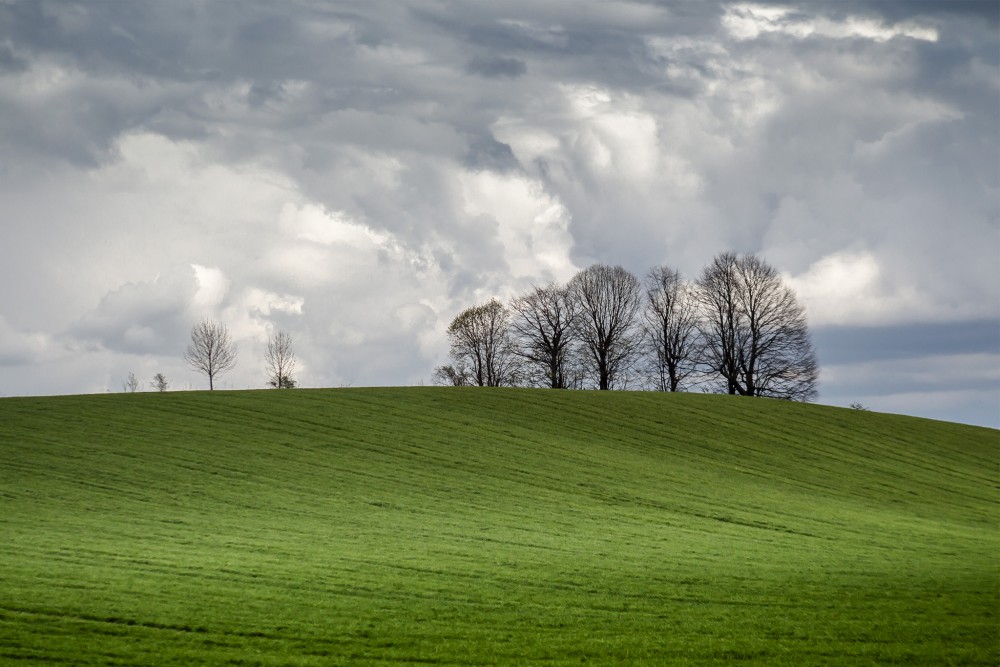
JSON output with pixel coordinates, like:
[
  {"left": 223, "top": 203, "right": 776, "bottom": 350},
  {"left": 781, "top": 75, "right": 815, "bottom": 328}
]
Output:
[{"left": 1, "top": 0, "right": 997, "bottom": 427}]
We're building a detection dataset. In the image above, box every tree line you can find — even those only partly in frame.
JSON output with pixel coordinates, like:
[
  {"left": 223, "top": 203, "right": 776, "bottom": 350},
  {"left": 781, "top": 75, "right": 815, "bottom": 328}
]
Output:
[{"left": 435, "top": 252, "right": 819, "bottom": 401}]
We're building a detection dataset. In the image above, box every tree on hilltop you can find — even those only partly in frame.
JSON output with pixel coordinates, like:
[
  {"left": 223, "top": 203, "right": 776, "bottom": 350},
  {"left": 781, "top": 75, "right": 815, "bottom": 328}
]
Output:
[
  {"left": 509, "top": 283, "right": 579, "bottom": 389},
  {"left": 150, "top": 373, "right": 168, "bottom": 392},
  {"left": 265, "top": 331, "right": 297, "bottom": 389},
  {"left": 642, "top": 265, "right": 701, "bottom": 392},
  {"left": 696, "top": 252, "right": 817, "bottom": 401},
  {"left": 569, "top": 264, "right": 643, "bottom": 390},
  {"left": 445, "top": 299, "right": 520, "bottom": 387},
  {"left": 184, "top": 319, "right": 238, "bottom": 390}
]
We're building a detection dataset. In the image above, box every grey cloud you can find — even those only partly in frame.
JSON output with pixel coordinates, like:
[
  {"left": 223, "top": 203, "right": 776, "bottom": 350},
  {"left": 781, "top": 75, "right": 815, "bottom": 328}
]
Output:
[
  {"left": 69, "top": 267, "right": 199, "bottom": 356},
  {"left": 466, "top": 54, "right": 527, "bottom": 78},
  {"left": 813, "top": 320, "right": 1000, "bottom": 366},
  {"left": 463, "top": 134, "right": 520, "bottom": 172}
]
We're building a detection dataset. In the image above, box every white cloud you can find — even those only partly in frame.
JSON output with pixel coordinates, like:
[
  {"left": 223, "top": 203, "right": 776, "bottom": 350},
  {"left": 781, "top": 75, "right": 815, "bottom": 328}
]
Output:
[
  {"left": 191, "top": 265, "right": 231, "bottom": 310},
  {"left": 787, "top": 251, "right": 927, "bottom": 326},
  {"left": 458, "top": 170, "right": 576, "bottom": 284},
  {"left": 723, "top": 4, "right": 938, "bottom": 43},
  {"left": 0, "top": 315, "right": 50, "bottom": 366}
]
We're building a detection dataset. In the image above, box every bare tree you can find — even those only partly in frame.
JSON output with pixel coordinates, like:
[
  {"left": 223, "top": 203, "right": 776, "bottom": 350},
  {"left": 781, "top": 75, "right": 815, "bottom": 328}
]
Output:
[
  {"left": 264, "top": 331, "right": 297, "bottom": 389},
  {"left": 150, "top": 373, "right": 168, "bottom": 392},
  {"left": 446, "top": 299, "right": 520, "bottom": 387},
  {"left": 696, "top": 252, "right": 818, "bottom": 401},
  {"left": 122, "top": 371, "right": 140, "bottom": 393},
  {"left": 642, "top": 265, "right": 701, "bottom": 392},
  {"left": 509, "top": 283, "right": 579, "bottom": 388},
  {"left": 569, "top": 264, "right": 643, "bottom": 390},
  {"left": 184, "top": 319, "right": 238, "bottom": 390},
  {"left": 432, "top": 363, "right": 470, "bottom": 386}
]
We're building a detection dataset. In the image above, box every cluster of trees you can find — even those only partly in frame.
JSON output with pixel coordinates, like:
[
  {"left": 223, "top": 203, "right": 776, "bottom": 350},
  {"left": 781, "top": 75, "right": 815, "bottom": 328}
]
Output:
[
  {"left": 435, "top": 252, "right": 819, "bottom": 401},
  {"left": 122, "top": 371, "right": 167, "bottom": 392},
  {"left": 124, "top": 321, "right": 299, "bottom": 392},
  {"left": 183, "top": 319, "right": 299, "bottom": 390}
]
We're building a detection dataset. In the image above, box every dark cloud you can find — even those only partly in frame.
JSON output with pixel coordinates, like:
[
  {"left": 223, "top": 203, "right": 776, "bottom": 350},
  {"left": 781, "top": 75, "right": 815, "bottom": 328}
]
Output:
[
  {"left": 463, "top": 134, "right": 520, "bottom": 172},
  {"left": 814, "top": 320, "right": 1000, "bottom": 365},
  {"left": 466, "top": 54, "right": 527, "bottom": 78}
]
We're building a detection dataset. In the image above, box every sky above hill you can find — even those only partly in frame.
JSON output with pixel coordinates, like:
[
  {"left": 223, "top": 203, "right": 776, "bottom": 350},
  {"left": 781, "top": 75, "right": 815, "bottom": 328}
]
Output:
[{"left": 1, "top": 1, "right": 997, "bottom": 427}]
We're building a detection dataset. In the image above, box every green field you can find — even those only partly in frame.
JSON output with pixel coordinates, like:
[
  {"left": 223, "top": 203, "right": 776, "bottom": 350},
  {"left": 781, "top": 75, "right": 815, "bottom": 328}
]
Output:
[{"left": 1, "top": 388, "right": 997, "bottom": 665}]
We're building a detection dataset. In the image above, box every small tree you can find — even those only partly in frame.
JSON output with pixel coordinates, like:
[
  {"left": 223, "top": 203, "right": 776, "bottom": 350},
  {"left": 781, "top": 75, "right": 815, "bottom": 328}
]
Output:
[
  {"left": 122, "top": 371, "right": 140, "bottom": 393},
  {"left": 150, "top": 373, "right": 168, "bottom": 392},
  {"left": 184, "top": 319, "right": 238, "bottom": 390},
  {"left": 432, "top": 364, "right": 471, "bottom": 386},
  {"left": 264, "top": 331, "right": 297, "bottom": 389}
]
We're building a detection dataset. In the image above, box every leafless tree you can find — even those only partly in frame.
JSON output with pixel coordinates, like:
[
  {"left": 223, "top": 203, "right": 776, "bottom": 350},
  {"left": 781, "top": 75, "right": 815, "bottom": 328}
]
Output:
[
  {"left": 509, "top": 283, "right": 579, "bottom": 388},
  {"left": 184, "top": 319, "right": 238, "bottom": 390},
  {"left": 432, "top": 363, "right": 470, "bottom": 386},
  {"left": 150, "top": 373, "right": 168, "bottom": 392},
  {"left": 122, "top": 371, "right": 140, "bottom": 393},
  {"left": 264, "top": 331, "right": 297, "bottom": 388},
  {"left": 696, "top": 252, "right": 818, "bottom": 401},
  {"left": 642, "top": 265, "right": 701, "bottom": 392},
  {"left": 569, "top": 264, "right": 643, "bottom": 390},
  {"left": 446, "top": 299, "right": 520, "bottom": 387}
]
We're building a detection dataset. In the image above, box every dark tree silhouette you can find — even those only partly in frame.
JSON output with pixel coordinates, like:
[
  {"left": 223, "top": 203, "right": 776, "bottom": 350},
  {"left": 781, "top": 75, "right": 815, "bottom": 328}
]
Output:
[
  {"left": 642, "top": 265, "right": 701, "bottom": 392},
  {"left": 509, "top": 283, "right": 579, "bottom": 389},
  {"left": 569, "top": 264, "right": 643, "bottom": 390},
  {"left": 696, "top": 252, "right": 818, "bottom": 401}
]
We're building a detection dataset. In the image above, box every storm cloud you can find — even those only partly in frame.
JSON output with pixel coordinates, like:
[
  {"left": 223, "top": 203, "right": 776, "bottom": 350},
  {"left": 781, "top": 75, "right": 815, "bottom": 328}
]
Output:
[{"left": 0, "top": 1, "right": 997, "bottom": 426}]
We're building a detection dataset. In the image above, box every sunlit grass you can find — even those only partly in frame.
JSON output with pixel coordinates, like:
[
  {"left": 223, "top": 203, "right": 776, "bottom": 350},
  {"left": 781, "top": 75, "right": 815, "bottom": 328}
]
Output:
[{"left": 1, "top": 387, "right": 996, "bottom": 664}]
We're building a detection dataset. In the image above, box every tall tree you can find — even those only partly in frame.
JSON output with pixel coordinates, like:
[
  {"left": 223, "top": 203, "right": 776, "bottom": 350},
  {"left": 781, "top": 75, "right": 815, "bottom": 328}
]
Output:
[
  {"left": 569, "top": 264, "right": 643, "bottom": 390},
  {"left": 264, "top": 331, "right": 297, "bottom": 389},
  {"left": 509, "top": 283, "right": 579, "bottom": 389},
  {"left": 696, "top": 252, "right": 818, "bottom": 401},
  {"left": 446, "top": 299, "right": 520, "bottom": 387},
  {"left": 642, "top": 265, "right": 701, "bottom": 392},
  {"left": 184, "top": 319, "right": 238, "bottom": 390}
]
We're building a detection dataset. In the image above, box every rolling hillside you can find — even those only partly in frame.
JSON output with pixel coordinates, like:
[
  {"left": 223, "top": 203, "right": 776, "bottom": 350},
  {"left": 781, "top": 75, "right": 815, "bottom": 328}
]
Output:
[{"left": 1, "top": 388, "right": 996, "bottom": 665}]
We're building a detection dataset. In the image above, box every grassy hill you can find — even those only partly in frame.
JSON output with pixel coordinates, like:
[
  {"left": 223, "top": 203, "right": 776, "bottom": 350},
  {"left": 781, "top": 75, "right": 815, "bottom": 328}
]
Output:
[{"left": 0, "top": 387, "right": 996, "bottom": 665}]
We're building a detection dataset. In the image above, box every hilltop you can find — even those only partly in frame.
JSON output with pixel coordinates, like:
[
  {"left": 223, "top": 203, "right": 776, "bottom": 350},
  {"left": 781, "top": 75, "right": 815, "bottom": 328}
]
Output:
[{"left": 1, "top": 388, "right": 996, "bottom": 665}]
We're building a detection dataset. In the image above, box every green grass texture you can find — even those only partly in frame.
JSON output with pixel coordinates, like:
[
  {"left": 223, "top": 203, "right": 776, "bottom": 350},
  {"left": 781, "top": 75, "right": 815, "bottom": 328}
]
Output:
[{"left": 1, "top": 387, "right": 997, "bottom": 665}]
